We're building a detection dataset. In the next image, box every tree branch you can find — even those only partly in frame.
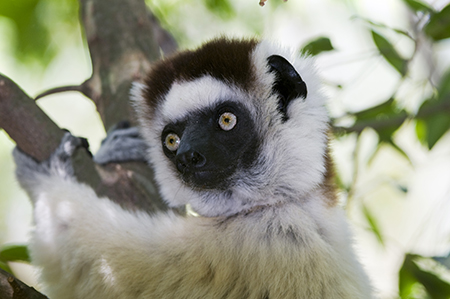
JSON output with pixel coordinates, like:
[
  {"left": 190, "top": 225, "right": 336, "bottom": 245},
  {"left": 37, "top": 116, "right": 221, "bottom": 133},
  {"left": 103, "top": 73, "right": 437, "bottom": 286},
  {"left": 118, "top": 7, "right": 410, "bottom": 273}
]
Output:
[
  {"left": 34, "top": 83, "right": 91, "bottom": 101},
  {"left": 0, "top": 268, "right": 48, "bottom": 299},
  {"left": 0, "top": 74, "right": 65, "bottom": 162}
]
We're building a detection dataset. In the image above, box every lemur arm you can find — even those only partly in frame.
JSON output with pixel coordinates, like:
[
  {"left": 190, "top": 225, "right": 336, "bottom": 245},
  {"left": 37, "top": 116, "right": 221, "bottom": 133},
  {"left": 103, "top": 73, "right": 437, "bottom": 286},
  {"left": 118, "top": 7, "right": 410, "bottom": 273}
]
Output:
[{"left": 13, "top": 133, "right": 196, "bottom": 298}]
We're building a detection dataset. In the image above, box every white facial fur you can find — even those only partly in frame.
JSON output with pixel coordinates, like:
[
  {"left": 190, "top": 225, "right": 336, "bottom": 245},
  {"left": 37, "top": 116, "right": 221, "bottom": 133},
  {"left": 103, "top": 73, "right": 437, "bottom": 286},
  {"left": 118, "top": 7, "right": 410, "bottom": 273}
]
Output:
[{"left": 132, "top": 41, "right": 330, "bottom": 217}]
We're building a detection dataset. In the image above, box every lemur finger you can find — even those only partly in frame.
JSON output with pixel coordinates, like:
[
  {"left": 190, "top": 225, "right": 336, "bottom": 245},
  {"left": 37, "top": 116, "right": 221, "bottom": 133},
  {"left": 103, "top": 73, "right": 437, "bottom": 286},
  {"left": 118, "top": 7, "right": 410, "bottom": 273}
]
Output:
[{"left": 46, "top": 132, "right": 90, "bottom": 179}]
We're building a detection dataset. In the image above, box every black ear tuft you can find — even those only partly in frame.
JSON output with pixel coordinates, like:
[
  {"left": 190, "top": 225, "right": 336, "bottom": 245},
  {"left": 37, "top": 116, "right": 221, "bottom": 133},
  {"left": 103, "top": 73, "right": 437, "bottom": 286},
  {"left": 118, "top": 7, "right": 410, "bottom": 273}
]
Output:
[{"left": 267, "top": 55, "right": 307, "bottom": 121}]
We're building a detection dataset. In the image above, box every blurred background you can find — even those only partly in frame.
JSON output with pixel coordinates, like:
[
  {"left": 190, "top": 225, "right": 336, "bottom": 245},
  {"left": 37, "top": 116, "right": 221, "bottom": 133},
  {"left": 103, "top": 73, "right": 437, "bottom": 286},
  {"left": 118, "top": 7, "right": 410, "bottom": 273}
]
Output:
[{"left": 1, "top": 0, "right": 450, "bottom": 297}]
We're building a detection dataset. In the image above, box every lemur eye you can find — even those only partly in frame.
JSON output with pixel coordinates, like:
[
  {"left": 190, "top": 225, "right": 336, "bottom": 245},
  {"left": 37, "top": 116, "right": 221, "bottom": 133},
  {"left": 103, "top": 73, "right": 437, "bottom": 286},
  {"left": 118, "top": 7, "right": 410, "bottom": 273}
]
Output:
[
  {"left": 164, "top": 133, "right": 180, "bottom": 151},
  {"left": 219, "top": 112, "right": 237, "bottom": 131}
]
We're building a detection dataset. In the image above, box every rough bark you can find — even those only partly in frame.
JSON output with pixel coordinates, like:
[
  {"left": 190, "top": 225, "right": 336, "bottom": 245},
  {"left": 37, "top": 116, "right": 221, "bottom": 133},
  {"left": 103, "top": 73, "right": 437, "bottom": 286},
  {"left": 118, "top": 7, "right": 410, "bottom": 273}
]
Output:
[
  {"left": 0, "top": 75, "right": 65, "bottom": 162},
  {"left": 0, "top": 269, "right": 48, "bottom": 299}
]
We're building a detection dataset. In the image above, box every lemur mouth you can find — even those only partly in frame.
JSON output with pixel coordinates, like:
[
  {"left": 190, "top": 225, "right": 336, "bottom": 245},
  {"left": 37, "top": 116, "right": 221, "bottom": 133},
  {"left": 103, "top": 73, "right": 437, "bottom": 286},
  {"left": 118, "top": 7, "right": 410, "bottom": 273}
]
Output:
[{"left": 180, "top": 167, "right": 235, "bottom": 190}]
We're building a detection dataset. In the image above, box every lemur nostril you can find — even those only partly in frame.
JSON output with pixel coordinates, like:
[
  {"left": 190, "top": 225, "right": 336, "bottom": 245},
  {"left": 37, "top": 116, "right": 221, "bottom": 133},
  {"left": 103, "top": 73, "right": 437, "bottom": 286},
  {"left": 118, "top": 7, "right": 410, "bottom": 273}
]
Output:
[{"left": 176, "top": 150, "right": 206, "bottom": 173}]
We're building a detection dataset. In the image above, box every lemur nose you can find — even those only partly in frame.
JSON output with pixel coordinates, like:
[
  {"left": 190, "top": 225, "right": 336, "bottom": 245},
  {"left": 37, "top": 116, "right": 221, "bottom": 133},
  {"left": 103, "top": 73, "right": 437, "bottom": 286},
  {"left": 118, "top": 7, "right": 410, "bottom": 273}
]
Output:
[{"left": 176, "top": 150, "right": 206, "bottom": 173}]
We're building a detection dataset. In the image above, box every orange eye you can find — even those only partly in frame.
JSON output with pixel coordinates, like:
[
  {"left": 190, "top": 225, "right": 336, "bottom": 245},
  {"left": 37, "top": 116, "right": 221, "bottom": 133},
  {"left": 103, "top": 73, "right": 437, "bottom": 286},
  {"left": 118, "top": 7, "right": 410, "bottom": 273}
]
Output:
[
  {"left": 164, "top": 133, "right": 180, "bottom": 151},
  {"left": 219, "top": 112, "right": 237, "bottom": 131}
]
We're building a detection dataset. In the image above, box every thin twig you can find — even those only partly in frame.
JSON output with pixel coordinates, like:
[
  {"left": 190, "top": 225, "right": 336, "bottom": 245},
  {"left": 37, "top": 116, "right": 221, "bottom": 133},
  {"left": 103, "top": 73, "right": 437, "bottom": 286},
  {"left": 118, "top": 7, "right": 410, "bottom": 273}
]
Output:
[
  {"left": 345, "top": 133, "right": 363, "bottom": 214},
  {"left": 34, "top": 85, "right": 85, "bottom": 101}
]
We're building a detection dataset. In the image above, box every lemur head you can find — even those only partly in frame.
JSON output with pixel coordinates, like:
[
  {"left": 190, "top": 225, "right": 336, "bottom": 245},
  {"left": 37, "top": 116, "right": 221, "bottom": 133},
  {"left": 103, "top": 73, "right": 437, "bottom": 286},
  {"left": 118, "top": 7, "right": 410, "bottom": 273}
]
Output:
[{"left": 132, "top": 37, "right": 332, "bottom": 217}]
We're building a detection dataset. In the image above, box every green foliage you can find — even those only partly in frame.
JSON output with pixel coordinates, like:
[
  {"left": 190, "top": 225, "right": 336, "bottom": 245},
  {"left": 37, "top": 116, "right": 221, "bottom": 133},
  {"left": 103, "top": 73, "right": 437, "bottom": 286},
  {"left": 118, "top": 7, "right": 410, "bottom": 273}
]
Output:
[
  {"left": 371, "top": 30, "right": 408, "bottom": 76},
  {"left": 425, "top": 3, "right": 450, "bottom": 41},
  {"left": 300, "top": 37, "right": 334, "bottom": 56},
  {"left": 353, "top": 98, "right": 401, "bottom": 141},
  {"left": 0, "top": 260, "right": 12, "bottom": 273},
  {"left": 0, "top": 243, "right": 30, "bottom": 275},
  {"left": 352, "top": 98, "right": 408, "bottom": 158},
  {"left": 203, "top": 0, "right": 236, "bottom": 19},
  {"left": 362, "top": 204, "right": 384, "bottom": 246},
  {"left": 416, "top": 112, "right": 450, "bottom": 149},
  {"left": 360, "top": 1, "right": 450, "bottom": 153},
  {"left": 438, "top": 69, "right": 450, "bottom": 99},
  {"left": 402, "top": 0, "right": 435, "bottom": 13},
  {"left": 415, "top": 70, "right": 450, "bottom": 149},
  {"left": 0, "top": 0, "right": 79, "bottom": 67},
  {"left": 399, "top": 254, "right": 450, "bottom": 299},
  {"left": 0, "top": 243, "right": 30, "bottom": 264},
  {"left": 0, "top": 0, "right": 52, "bottom": 65}
]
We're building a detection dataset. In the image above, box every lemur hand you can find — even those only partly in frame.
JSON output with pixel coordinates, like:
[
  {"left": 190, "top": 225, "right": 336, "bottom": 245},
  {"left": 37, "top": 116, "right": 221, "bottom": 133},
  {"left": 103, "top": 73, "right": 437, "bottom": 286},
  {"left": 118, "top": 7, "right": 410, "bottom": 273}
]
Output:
[
  {"left": 13, "top": 132, "right": 89, "bottom": 200},
  {"left": 93, "top": 121, "right": 147, "bottom": 165}
]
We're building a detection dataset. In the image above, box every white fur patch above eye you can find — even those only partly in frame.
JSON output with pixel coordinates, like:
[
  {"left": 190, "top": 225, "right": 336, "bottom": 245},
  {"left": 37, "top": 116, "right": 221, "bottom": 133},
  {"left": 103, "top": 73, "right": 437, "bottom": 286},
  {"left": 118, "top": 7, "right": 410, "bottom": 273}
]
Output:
[{"left": 160, "top": 76, "right": 246, "bottom": 122}]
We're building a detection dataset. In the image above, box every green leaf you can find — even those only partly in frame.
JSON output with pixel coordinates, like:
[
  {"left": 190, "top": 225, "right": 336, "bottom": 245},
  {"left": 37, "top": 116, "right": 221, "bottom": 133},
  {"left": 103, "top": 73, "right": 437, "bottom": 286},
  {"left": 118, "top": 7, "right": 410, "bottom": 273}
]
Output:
[
  {"left": 403, "top": 0, "right": 435, "bottom": 13},
  {"left": 351, "top": 98, "right": 409, "bottom": 159},
  {"left": 423, "top": 113, "right": 450, "bottom": 149},
  {"left": 415, "top": 118, "right": 427, "bottom": 145},
  {"left": 203, "top": 0, "right": 235, "bottom": 19},
  {"left": 416, "top": 70, "right": 450, "bottom": 149},
  {"left": 438, "top": 68, "right": 450, "bottom": 99},
  {"left": 0, "top": 0, "right": 53, "bottom": 65},
  {"left": 371, "top": 30, "right": 408, "bottom": 76},
  {"left": 0, "top": 0, "right": 79, "bottom": 67},
  {"left": 399, "top": 254, "right": 450, "bottom": 299},
  {"left": 353, "top": 98, "right": 396, "bottom": 121},
  {"left": 362, "top": 204, "right": 384, "bottom": 246},
  {"left": 354, "top": 98, "right": 407, "bottom": 142},
  {"left": 0, "top": 260, "right": 12, "bottom": 273},
  {"left": 425, "top": 4, "right": 450, "bottom": 41},
  {"left": 399, "top": 255, "right": 420, "bottom": 298},
  {"left": 301, "top": 37, "right": 334, "bottom": 56},
  {"left": 416, "top": 109, "right": 449, "bottom": 149},
  {"left": 0, "top": 244, "right": 30, "bottom": 263}
]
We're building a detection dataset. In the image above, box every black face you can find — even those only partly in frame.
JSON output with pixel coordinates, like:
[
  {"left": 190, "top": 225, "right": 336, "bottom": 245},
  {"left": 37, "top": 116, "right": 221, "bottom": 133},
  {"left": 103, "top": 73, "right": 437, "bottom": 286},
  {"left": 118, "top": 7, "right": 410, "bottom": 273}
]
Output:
[{"left": 161, "top": 101, "right": 259, "bottom": 190}]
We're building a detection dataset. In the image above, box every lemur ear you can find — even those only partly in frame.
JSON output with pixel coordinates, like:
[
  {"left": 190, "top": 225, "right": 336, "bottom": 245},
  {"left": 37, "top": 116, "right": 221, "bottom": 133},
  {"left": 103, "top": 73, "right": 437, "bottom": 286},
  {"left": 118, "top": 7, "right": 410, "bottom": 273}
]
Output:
[{"left": 267, "top": 55, "right": 307, "bottom": 121}]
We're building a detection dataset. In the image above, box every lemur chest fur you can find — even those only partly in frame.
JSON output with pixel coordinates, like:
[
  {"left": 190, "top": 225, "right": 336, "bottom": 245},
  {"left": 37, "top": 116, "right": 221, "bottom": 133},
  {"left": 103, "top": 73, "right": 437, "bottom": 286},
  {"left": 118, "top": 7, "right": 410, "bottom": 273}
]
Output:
[{"left": 164, "top": 202, "right": 360, "bottom": 298}]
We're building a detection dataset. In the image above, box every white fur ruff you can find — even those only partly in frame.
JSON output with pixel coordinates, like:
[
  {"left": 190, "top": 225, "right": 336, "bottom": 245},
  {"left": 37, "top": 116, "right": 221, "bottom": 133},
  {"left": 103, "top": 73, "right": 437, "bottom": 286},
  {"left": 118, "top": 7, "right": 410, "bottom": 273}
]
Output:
[{"left": 28, "top": 175, "right": 372, "bottom": 298}]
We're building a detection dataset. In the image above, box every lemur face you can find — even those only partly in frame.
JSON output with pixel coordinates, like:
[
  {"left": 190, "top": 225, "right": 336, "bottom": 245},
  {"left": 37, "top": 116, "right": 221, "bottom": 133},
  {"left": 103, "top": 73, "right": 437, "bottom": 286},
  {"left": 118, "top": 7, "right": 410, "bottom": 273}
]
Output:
[
  {"left": 160, "top": 100, "right": 259, "bottom": 190},
  {"left": 132, "top": 38, "right": 330, "bottom": 217}
]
